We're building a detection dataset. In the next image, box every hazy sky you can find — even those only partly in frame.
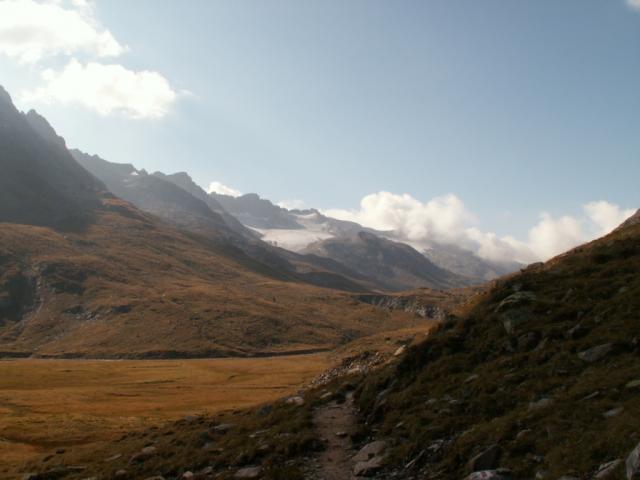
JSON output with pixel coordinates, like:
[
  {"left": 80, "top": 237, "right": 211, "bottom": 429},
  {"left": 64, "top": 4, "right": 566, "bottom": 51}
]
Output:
[{"left": 0, "top": 0, "right": 638, "bottom": 259}]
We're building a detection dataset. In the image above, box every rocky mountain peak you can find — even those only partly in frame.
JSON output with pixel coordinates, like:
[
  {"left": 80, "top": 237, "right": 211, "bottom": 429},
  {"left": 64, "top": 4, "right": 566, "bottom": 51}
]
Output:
[{"left": 24, "top": 109, "right": 66, "bottom": 148}]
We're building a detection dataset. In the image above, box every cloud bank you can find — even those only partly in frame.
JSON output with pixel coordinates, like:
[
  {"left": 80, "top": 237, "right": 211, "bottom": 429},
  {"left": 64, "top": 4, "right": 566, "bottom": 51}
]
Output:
[
  {"left": 23, "top": 60, "right": 178, "bottom": 119},
  {"left": 0, "top": 0, "right": 124, "bottom": 63},
  {"left": 325, "top": 193, "right": 634, "bottom": 263},
  {"left": 0, "top": 0, "right": 179, "bottom": 119},
  {"left": 207, "top": 181, "right": 242, "bottom": 197}
]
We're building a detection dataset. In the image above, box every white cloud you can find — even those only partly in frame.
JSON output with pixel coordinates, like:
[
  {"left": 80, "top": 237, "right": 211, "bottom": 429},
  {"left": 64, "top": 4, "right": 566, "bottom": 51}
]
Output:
[
  {"left": 627, "top": 0, "right": 640, "bottom": 10},
  {"left": 22, "top": 59, "right": 178, "bottom": 119},
  {"left": 0, "top": 0, "right": 125, "bottom": 64},
  {"left": 277, "top": 199, "right": 307, "bottom": 210},
  {"left": 583, "top": 200, "right": 635, "bottom": 235},
  {"left": 207, "top": 181, "right": 242, "bottom": 197},
  {"left": 324, "top": 192, "right": 635, "bottom": 263}
]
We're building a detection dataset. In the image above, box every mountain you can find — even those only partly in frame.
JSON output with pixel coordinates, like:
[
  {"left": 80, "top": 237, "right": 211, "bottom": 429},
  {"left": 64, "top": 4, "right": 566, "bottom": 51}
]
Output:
[
  {"left": 153, "top": 171, "right": 256, "bottom": 239},
  {"left": 73, "top": 150, "right": 478, "bottom": 291},
  {"left": 71, "top": 150, "right": 239, "bottom": 240},
  {"left": 0, "top": 87, "right": 105, "bottom": 230},
  {"left": 303, "top": 231, "right": 470, "bottom": 291},
  {"left": 210, "top": 191, "right": 303, "bottom": 229},
  {"left": 34, "top": 208, "right": 640, "bottom": 480},
  {"left": 209, "top": 190, "right": 521, "bottom": 283},
  {"left": 0, "top": 86, "right": 424, "bottom": 358}
]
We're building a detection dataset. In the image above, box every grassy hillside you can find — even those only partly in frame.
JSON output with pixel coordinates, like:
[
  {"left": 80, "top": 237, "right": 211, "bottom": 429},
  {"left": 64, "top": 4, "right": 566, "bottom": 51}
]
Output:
[
  {"left": 353, "top": 220, "right": 640, "bottom": 478},
  {"left": 0, "top": 197, "right": 423, "bottom": 358}
]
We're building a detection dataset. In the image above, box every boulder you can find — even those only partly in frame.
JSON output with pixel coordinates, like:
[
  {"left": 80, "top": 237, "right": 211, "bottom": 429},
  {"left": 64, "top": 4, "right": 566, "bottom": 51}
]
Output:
[
  {"left": 578, "top": 343, "right": 614, "bottom": 363},
  {"left": 353, "top": 440, "right": 387, "bottom": 462},
  {"left": 234, "top": 466, "right": 261, "bottom": 479},
  {"left": 627, "top": 442, "right": 640, "bottom": 479},
  {"left": 114, "top": 471, "right": 127, "bottom": 479},
  {"left": 353, "top": 455, "right": 384, "bottom": 477},
  {"left": 468, "top": 445, "right": 501, "bottom": 472}
]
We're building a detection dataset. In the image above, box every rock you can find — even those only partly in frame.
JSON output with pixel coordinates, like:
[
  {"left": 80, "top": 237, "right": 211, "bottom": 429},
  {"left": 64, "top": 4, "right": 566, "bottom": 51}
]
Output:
[
  {"left": 557, "top": 477, "right": 579, "bottom": 480},
  {"left": 234, "top": 466, "right": 261, "bottom": 479},
  {"left": 566, "top": 323, "right": 587, "bottom": 339},
  {"left": 578, "top": 343, "right": 614, "bottom": 363},
  {"left": 594, "top": 459, "right": 622, "bottom": 478},
  {"left": 468, "top": 444, "right": 501, "bottom": 472},
  {"left": 626, "top": 441, "right": 640, "bottom": 479},
  {"left": 212, "top": 423, "right": 234, "bottom": 433},
  {"left": 394, "top": 345, "right": 407, "bottom": 356},
  {"left": 353, "top": 455, "right": 384, "bottom": 477},
  {"left": 464, "top": 469, "right": 512, "bottom": 480},
  {"left": 603, "top": 407, "right": 624, "bottom": 418},
  {"left": 55, "top": 448, "right": 65, "bottom": 455},
  {"left": 285, "top": 396, "right": 304, "bottom": 406},
  {"left": 129, "top": 446, "right": 157, "bottom": 464},
  {"left": 528, "top": 397, "right": 553, "bottom": 410},
  {"left": 114, "top": 471, "right": 128, "bottom": 479},
  {"left": 257, "top": 404, "right": 272, "bottom": 416},
  {"left": 516, "top": 429, "right": 532, "bottom": 439},
  {"left": 626, "top": 379, "right": 640, "bottom": 389},
  {"left": 465, "top": 374, "right": 479, "bottom": 383},
  {"left": 517, "top": 332, "right": 540, "bottom": 351},
  {"left": 183, "top": 472, "right": 194, "bottom": 479},
  {"left": 143, "top": 477, "right": 165, "bottom": 480},
  {"left": 496, "top": 291, "right": 537, "bottom": 312},
  {"left": 353, "top": 440, "right": 387, "bottom": 462},
  {"left": 501, "top": 308, "right": 535, "bottom": 334}
]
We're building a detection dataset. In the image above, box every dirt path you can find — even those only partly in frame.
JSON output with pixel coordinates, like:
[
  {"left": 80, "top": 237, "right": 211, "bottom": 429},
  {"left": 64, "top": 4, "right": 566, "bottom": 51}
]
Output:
[{"left": 309, "top": 392, "right": 357, "bottom": 480}]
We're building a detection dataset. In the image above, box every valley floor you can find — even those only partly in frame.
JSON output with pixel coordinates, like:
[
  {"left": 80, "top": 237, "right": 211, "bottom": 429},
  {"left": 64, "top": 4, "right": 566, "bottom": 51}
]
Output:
[{"left": 0, "top": 355, "right": 332, "bottom": 477}]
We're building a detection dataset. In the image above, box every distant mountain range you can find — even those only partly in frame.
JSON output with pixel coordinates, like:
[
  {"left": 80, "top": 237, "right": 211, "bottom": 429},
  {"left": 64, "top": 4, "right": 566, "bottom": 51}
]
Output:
[{"left": 71, "top": 149, "right": 488, "bottom": 291}]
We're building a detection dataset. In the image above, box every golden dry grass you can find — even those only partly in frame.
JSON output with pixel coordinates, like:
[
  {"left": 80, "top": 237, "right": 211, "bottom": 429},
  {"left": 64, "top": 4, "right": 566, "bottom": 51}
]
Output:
[{"left": 0, "top": 354, "right": 331, "bottom": 476}]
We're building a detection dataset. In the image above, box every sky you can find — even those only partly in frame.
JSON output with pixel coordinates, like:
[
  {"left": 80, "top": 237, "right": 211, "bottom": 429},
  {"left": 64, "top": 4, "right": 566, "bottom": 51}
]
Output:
[{"left": 0, "top": 0, "right": 638, "bottom": 262}]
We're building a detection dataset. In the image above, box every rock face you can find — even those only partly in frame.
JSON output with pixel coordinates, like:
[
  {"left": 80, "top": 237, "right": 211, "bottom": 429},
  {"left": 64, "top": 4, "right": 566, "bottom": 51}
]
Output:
[{"left": 354, "top": 294, "right": 448, "bottom": 320}]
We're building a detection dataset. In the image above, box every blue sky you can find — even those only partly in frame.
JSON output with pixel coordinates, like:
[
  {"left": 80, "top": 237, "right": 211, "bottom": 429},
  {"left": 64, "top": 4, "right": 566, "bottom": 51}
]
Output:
[{"left": 0, "top": 0, "right": 638, "bottom": 255}]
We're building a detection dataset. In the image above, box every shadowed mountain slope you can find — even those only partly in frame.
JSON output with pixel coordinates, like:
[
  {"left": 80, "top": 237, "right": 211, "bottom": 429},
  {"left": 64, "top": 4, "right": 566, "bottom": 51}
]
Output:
[{"left": 0, "top": 87, "right": 105, "bottom": 230}]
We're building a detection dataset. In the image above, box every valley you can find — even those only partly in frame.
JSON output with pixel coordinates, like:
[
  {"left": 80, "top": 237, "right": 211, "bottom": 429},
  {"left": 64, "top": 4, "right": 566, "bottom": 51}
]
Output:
[{"left": 0, "top": 355, "right": 331, "bottom": 478}]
